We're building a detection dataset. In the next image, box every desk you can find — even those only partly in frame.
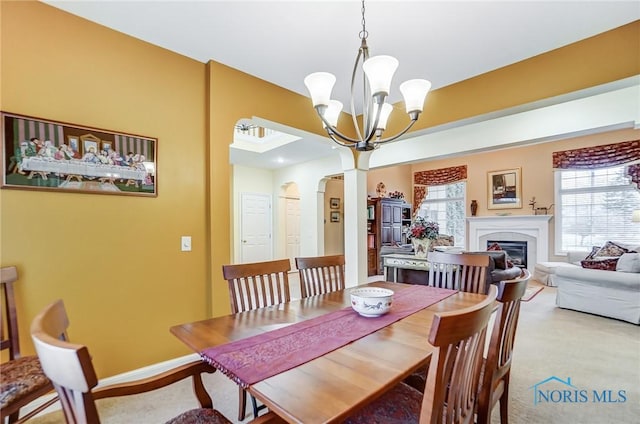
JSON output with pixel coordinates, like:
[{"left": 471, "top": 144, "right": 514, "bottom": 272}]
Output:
[
  {"left": 383, "top": 253, "right": 430, "bottom": 284},
  {"left": 171, "top": 281, "right": 486, "bottom": 424}
]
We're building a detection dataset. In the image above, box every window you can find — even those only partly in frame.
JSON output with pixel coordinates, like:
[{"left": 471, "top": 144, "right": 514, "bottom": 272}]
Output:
[
  {"left": 555, "top": 165, "right": 640, "bottom": 253},
  {"left": 417, "top": 182, "right": 466, "bottom": 246}
]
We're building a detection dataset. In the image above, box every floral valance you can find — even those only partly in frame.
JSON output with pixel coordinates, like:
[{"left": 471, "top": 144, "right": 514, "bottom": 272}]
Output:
[
  {"left": 414, "top": 165, "right": 468, "bottom": 185},
  {"left": 413, "top": 165, "right": 467, "bottom": 215},
  {"left": 552, "top": 140, "right": 640, "bottom": 189},
  {"left": 552, "top": 140, "right": 639, "bottom": 169}
]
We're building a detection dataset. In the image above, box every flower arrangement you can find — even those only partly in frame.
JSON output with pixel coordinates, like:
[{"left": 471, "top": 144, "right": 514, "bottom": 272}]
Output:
[{"left": 409, "top": 216, "right": 439, "bottom": 240}]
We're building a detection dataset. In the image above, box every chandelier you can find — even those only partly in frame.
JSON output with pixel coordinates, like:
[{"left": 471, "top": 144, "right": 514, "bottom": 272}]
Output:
[{"left": 304, "top": 0, "right": 431, "bottom": 151}]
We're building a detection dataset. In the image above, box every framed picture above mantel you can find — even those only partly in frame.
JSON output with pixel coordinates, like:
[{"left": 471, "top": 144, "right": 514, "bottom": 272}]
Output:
[
  {"left": 487, "top": 167, "right": 522, "bottom": 210},
  {"left": 1, "top": 111, "right": 157, "bottom": 197}
]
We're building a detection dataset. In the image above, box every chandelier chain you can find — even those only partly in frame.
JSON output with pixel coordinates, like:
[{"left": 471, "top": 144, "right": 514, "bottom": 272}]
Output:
[{"left": 359, "top": 0, "right": 368, "bottom": 40}]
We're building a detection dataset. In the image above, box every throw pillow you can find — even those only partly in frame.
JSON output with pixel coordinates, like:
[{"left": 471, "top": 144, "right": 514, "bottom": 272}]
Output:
[
  {"left": 485, "top": 251, "right": 508, "bottom": 270},
  {"left": 616, "top": 253, "right": 640, "bottom": 273},
  {"left": 584, "top": 246, "right": 600, "bottom": 261},
  {"left": 594, "top": 241, "right": 630, "bottom": 258},
  {"left": 581, "top": 257, "right": 619, "bottom": 271},
  {"left": 486, "top": 242, "right": 515, "bottom": 268},
  {"left": 487, "top": 242, "right": 502, "bottom": 251}
]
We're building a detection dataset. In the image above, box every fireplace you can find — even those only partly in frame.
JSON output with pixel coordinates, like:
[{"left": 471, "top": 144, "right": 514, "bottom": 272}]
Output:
[
  {"left": 488, "top": 240, "right": 527, "bottom": 268},
  {"left": 467, "top": 215, "right": 552, "bottom": 274}
]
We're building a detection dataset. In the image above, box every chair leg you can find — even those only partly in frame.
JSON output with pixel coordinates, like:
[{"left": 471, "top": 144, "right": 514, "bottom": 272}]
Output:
[
  {"left": 238, "top": 387, "right": 247, "bottom": 421},
  {"left": 250, "top": 394, "right": 268, "bottom": 419},
  {"left": 251, "top": 395, "right": 260, "bottom": 418},
  {"left": 8, "top": 411, "right": 20, "bottom": 424},
  {"left": 499, "top": 374, "right": 510, "bottom": 424},
  {"left": 475, "top": 393, "right": 490, "bottom": 424},
  {"left": 192, "top": 373, "right": 213, "bottom": 409}
]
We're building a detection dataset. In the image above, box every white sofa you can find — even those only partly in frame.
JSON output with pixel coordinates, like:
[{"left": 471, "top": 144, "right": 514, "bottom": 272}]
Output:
[{"left": 555, "top": 250, "right": 640, "bottom": 324}]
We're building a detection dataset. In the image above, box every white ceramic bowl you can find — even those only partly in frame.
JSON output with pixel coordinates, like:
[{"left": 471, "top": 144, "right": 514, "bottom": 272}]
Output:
[{"left": 350, "top": 287, "right": 394, "bottom": 317}]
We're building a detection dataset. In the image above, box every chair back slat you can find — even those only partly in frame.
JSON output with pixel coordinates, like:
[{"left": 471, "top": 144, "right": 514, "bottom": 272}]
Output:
[
  {"left": 1, "top": 266, "right": 20, "bottom": 359},
  {"left": 427, "top": 251, "right": 490, "bottom": 294},
  {"left": 222, "top": 259, "right": 291, "bottom": 313},
  {"left": 420, "top": 285, "right": 498, "bottom": 424},
  {"left": 296, "top": 255, "right": 345, "bottom": 298},
  {"left": 476, "top": 270, "right": 530, "bottom": 424}
]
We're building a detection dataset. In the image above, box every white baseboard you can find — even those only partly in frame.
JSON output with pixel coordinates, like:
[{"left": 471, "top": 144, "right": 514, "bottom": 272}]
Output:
[{"left": 20, "top": 353, "right": 201, "bottom": 418}]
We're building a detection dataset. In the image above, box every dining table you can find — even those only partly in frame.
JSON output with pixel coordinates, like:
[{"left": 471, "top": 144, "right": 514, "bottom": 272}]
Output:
[{"left": 170, "top": 280, "right": 488, "bottom": 424}]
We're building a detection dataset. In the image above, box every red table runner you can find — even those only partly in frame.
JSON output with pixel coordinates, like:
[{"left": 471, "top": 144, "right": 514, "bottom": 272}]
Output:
[{"left": 200, "top": 285, "right": 457, "bottom": 388}]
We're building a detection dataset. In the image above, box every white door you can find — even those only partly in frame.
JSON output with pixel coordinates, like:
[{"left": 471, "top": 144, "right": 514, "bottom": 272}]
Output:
[
  {"left": 285, "top": 197, "right": 301, "bottom": 268},
  {"left": 241, "top": 193, "right": 272, "bottom": 263}
]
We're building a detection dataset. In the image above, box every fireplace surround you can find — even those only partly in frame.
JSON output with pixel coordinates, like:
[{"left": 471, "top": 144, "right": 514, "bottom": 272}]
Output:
[{"left": 467, "top": 215, "right": 552, "bottom": 274}]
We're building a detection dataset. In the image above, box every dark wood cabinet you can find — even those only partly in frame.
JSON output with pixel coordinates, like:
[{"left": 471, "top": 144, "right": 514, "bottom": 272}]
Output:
[
  {"left": 380, "top": 198, "right": 412, "bottom": 246},
  {"left": 367, "top": 198, "right": 412, "bottom": 276}
]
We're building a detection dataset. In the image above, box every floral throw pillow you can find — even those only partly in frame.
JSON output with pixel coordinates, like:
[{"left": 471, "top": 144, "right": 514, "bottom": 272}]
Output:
[
  {"left": 584, "top": 246, "right": 601, "bottom": 261},
  {"left": 487, "top": 242, "right": 502, "bottom": 251},
  {"left": 593, "top": 241, "right": 630, "bottom": 258},
  {"left": 581, "top": 258, "right": 619, "bottom": 271}
]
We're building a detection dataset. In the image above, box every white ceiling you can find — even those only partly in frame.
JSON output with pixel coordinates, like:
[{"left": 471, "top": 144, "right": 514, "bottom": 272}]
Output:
[{"left": 43, "top": 1, "right": 640, "bottom": 169}]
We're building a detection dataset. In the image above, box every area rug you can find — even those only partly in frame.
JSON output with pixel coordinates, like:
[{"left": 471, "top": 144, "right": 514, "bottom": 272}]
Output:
[{"left": 522, "top": 285, "right": 544, "bottom": 302}]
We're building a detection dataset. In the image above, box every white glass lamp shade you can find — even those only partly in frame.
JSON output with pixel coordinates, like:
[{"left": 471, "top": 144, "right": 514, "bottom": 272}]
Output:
[
  {"left": 633, "top": 209, "right": 640, "bottom": 222},
  {"left": 373, "top": 103, "right": 394, "bottom": 130},
  {"left": 322, "top": 100, "right": 343, "bottom": 128},
  {"left": 400, "top": 79, "right": 432, "bottom": 113},
  {"left": 363, "top": 55, "right": 398, "bottom": 96},
  {"left": 304, "top": 72, "right": 336, "bottom": 107}
]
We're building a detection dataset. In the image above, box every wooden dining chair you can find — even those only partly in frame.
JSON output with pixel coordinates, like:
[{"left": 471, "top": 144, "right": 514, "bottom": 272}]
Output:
[
  {"left": 338, "top": 285, "right": 500, "bottom": 424},
  {"left": 1, "top": 266, "right": 58, "bottom": 424},
  {"left": 295, "top": 254, "right": 345, "bottom": 298},
  {"left": 29, "top": 299, "right": 232, "bottom": 424},
  {"left": 222, "top": 259, "right": 291, "bottom": 313},
  {"left": 476, "top": 269, "right": 531, "bottom": 424},
  {"left": 402, "top": 251, "right": 492, "bottom": 393},
  {"left": 427, "top": 251, "right": 491, "bottom": 294},
  {"left": 222, "top": 258, "right": 291, "bottom": 420}
]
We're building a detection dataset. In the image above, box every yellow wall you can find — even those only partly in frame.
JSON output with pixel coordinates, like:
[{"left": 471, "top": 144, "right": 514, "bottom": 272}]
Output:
[
  {"left": 0, "top": 1, "right": 210, "bottom": 374},
  {"left": 1, "top": 2, "right": 638, "bottom": 376}
]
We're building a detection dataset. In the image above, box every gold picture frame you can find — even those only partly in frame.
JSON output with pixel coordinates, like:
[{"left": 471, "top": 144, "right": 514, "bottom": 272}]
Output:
[
  {"left": 1, "top": 111, "right": 157, "bottom": 197},
  {"left": 487, "top": 167, "right": 522, "bottom": 209}
]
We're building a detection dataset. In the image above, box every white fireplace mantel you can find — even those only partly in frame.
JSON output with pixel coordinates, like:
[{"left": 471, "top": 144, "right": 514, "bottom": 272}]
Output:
[{"left": 467, "top": 215, "right": 553, "bottom": 271}]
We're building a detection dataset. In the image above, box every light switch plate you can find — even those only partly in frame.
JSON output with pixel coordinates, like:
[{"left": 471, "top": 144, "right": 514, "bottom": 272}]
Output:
[{"left": 181, "top": 236, "right": 192, "bottom": 252}]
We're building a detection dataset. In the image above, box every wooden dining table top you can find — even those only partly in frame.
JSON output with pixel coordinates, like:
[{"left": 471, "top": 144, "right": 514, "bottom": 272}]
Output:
[{"left": 170, "top": 281, "right": 487, "bottom": 424}]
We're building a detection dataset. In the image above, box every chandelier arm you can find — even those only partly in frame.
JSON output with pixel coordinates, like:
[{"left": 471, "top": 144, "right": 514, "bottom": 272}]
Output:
[
  {"left": 373, "top": 117, "right": 419, "bottom": 144},
  {"left": 326, "top": 131, "right": 356, "bottom": 148},
  {"left": 314, "top": 107, "right": 362, "bottom": 144}
]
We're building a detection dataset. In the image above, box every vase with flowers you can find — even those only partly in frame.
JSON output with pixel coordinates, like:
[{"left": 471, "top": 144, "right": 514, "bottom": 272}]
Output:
[{"left": 409, "top": 216, "right": 439, "bottom": 258}]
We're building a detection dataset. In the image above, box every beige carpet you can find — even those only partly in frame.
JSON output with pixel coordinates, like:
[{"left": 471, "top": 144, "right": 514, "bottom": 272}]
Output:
[
  {"left": 29, "top": 283, "right": 640, "bottom": 424},
  {"left": 521, "top": 284, "right": 544, "bottom": 302}
]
